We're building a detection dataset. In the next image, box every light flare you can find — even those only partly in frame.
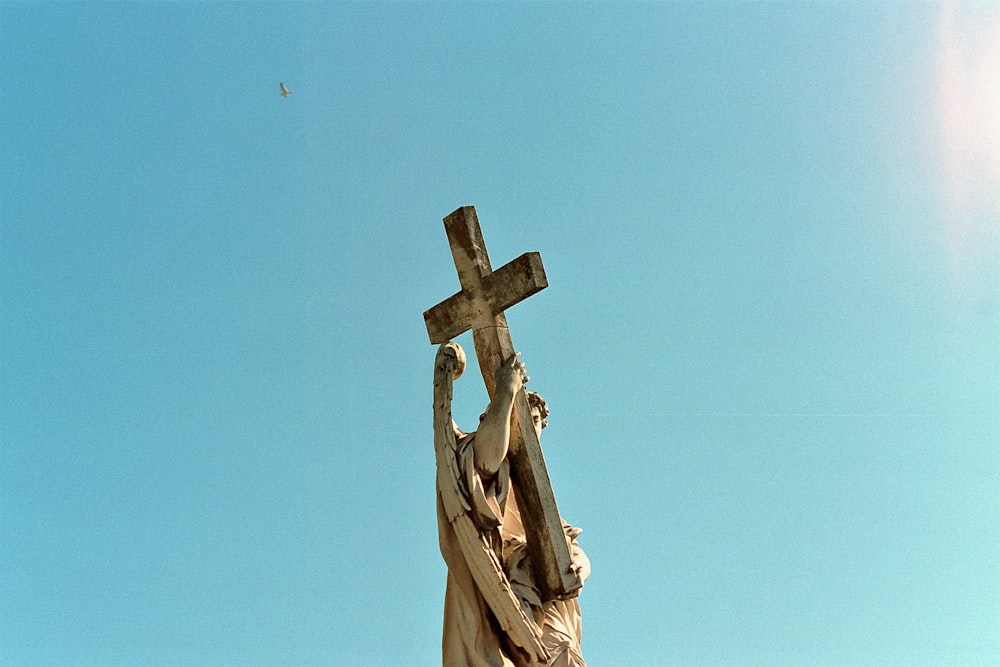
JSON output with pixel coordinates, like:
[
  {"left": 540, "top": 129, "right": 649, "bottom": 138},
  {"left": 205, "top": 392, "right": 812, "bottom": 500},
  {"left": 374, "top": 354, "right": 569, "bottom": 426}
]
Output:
[{"left": 936, "top": 1, "right": 1000, "bottom": 281}]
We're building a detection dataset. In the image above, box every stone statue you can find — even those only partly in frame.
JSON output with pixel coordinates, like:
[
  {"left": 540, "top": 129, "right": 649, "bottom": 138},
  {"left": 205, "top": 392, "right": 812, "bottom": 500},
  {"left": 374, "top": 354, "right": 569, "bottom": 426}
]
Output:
[
  {"left": 424, "top": 206, "right": 590, "bottom": 665},
  {"left": 433, "top": 343, "right": 590, "bottom": 666}
]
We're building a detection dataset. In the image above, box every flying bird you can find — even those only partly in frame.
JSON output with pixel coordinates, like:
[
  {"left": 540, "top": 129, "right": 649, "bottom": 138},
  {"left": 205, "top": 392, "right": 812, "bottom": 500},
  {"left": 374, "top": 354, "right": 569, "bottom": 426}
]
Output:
[{"left": 279, "top": 82, "right": 291, "bottom": 98}]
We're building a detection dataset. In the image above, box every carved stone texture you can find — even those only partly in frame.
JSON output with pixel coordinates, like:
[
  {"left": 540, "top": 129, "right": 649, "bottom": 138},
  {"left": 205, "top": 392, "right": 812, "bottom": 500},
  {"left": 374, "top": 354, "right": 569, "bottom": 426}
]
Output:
[{"left": 424, "top": 206, "right": 576, "bottom": 601}]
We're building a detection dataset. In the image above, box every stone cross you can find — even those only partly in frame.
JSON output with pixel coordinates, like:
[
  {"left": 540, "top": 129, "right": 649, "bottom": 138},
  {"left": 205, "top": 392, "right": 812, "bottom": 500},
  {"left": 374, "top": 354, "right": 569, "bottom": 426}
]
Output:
[{"left": 424, "top": 206, "right": 577, "bottom": 601}]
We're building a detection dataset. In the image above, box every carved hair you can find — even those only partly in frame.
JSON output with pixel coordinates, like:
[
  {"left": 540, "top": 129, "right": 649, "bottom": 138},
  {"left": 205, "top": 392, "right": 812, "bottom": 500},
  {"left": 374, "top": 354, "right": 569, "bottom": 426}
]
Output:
[
  {"left": 477, "top": 391, "right": 549, "bottom": 429},
  {"left": 526, "top": 391, "right": 549, "bottom": 430}
]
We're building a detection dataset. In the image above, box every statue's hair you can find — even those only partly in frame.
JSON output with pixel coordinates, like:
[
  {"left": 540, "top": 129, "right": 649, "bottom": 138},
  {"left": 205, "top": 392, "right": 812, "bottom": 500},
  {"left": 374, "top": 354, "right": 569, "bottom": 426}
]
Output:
[
  {"left": 477, "top": 391, "right": 549, "bottom": 429},
  {"left": 526, "top": 391, "right": 549, "bottom": 429}
]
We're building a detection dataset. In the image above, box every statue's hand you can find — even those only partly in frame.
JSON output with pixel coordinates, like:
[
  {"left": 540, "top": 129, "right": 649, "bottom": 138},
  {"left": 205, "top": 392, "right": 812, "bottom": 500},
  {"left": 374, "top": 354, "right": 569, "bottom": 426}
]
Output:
[
  {"left": 495, "top": 352, "right": 529, "bottom": 396},
  {"left": 557, "top": 564, "right": 586, "bottom": 600},
  {"left": 556, "top": 532, "right": 590, "bottom": 600}
]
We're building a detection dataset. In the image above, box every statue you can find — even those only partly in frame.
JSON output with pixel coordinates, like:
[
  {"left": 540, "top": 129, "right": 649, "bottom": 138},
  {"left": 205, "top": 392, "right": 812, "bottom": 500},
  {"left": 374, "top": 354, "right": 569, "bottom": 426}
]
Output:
[
  {"left": 433, "top": 343, "right": 590, "bottom": 666},
  {"left": 424, "top": 207, "right": 590, "bottom": 666}
]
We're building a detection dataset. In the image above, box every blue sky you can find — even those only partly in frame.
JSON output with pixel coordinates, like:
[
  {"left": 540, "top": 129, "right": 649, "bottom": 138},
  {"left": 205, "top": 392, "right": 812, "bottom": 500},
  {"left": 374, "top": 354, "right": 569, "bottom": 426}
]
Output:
[{"left": 2, "top": 2, "right": 998, "bottom": 665}]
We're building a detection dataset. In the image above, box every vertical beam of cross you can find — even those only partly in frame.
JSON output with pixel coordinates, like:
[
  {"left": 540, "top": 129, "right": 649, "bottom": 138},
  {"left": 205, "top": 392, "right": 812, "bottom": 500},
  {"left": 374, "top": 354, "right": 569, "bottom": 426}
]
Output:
[{"left": 424, "top": 206, "right": 577, "bottom": 601}]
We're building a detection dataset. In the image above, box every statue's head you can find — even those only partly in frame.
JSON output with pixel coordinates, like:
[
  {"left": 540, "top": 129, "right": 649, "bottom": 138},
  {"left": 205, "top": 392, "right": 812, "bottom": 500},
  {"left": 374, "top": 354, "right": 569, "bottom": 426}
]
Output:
[
  {"left": 526, "top": 391, "right": 548, "bottom": 436},
  {"left": 477, "top": 390, "right": 549, "bottom": 438}
]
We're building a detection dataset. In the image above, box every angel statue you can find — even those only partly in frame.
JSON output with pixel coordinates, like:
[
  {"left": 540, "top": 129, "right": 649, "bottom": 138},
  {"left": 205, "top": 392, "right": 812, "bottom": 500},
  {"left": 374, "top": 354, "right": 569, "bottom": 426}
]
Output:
[{"left": 433, "top": 342, "right": 590, "bottom": 667}]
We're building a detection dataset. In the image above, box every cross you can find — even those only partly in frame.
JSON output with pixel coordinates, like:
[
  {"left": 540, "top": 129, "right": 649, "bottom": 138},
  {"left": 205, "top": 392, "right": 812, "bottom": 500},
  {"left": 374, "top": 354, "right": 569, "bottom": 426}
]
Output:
[{"left": 424, "top": 205, "right": 577, "bottom": 602}]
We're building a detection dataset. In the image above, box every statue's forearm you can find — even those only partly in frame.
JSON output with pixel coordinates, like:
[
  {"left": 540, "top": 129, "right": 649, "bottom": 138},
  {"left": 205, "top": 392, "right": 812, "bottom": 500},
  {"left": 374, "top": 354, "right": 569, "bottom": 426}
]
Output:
[{"left": 473, "top": 387, "right": 516, "bottom": 476}]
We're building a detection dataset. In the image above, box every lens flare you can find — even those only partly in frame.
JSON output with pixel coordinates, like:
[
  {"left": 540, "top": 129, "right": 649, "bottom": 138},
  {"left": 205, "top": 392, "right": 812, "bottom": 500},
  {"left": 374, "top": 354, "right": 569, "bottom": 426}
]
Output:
[{"left": 936, "top": 2, "right": 1000, "bottom": 284}]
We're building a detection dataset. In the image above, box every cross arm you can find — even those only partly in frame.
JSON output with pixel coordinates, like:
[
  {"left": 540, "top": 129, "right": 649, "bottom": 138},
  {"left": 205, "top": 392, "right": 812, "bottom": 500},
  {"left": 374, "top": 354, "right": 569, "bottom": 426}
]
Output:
[{"left": 423, "top": 252, "right": 548, "bottom": 345}]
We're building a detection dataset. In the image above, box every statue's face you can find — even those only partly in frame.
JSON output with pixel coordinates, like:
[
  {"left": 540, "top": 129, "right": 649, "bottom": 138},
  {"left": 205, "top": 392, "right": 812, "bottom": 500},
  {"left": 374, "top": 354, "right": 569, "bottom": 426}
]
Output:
[{"left": 530, "top": 405, "right": 544, "bottom": 439}]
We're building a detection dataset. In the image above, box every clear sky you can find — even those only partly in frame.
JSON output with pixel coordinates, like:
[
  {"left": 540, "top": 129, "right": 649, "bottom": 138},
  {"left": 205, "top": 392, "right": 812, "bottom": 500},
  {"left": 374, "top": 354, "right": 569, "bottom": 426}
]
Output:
[{"left": 2, "top": 2, "right": 998, "bottom": 665}]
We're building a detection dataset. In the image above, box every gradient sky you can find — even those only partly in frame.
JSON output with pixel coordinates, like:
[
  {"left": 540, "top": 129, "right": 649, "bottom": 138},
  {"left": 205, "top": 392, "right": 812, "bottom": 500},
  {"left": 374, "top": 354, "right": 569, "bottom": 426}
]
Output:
[{"left": 2, "top": 2, "right": 998, "bottom": 665}]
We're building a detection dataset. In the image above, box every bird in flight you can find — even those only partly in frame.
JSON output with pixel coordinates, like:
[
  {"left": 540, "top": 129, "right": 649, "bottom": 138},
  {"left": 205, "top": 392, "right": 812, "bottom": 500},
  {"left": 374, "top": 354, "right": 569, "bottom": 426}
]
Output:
[{"left": 279, "top": 82, "right": 291, "bottom": 98}]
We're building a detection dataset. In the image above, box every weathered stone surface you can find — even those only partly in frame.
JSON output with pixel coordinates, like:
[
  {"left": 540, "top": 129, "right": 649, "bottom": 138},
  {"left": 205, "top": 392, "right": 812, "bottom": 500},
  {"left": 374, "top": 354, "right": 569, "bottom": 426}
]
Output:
[{"left": 424, "top": 206, "right": 576, "bottom": 601}]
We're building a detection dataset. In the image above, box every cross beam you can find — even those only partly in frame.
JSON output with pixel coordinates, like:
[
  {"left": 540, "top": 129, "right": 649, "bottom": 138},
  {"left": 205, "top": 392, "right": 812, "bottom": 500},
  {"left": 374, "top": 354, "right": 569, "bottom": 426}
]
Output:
[{"left": 424, "top": 206, "right": 576, "bottom": 601}]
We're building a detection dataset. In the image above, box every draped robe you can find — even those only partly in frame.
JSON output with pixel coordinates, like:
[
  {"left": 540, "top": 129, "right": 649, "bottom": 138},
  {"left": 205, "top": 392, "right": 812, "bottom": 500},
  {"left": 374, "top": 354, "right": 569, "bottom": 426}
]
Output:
[
  {"left": 436, "top": 429, "right": 588, "bottom": 667},
  {"left": 433, "top": 342, "right": 587, "bottom": 667}
]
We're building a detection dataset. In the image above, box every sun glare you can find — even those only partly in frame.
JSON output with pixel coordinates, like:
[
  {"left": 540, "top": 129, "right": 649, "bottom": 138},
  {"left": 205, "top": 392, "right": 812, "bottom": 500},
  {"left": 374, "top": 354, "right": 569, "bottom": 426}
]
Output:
[{"left": 936, "top": 2, "right": 1000, "bottom": 279}]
